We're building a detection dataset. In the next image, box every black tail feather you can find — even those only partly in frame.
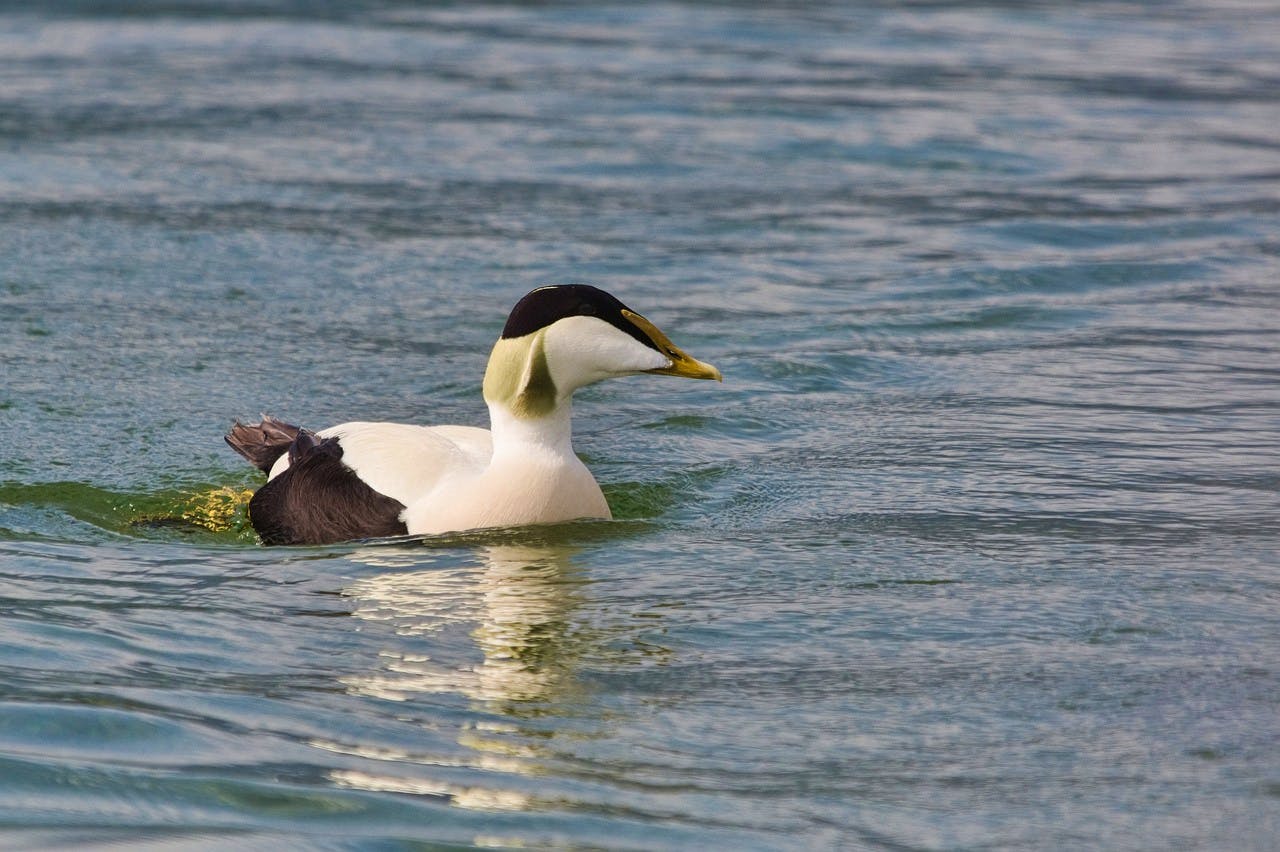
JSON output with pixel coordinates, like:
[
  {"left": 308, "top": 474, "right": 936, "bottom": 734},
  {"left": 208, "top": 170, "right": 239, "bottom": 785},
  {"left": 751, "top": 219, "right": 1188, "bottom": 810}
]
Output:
[
  {"left": 225, "top": 416, "right": 303, "bottom": 473},
  {"left": 248, "top": 429, "right": 408, "bottom": 545}
]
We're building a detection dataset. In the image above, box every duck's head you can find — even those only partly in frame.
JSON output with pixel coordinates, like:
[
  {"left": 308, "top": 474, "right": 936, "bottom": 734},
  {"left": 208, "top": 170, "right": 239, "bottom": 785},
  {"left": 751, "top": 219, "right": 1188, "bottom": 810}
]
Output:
[{"left": 483, "top": 284, "right": 721, "bottom": 419}]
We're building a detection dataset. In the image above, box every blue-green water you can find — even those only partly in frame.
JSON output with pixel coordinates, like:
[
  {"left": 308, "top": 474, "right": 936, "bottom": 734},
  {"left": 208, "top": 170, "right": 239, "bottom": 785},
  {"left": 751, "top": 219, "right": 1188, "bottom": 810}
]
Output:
[{"left": 2, "top": 1, "right": 1279, "bottom": 848}]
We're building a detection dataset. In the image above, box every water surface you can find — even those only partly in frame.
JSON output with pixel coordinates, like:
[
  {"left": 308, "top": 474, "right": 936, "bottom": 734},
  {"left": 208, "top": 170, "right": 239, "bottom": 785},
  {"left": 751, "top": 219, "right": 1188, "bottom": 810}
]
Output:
[{"left": 1, "top": 1, "right": 1278, "bottom": 848}]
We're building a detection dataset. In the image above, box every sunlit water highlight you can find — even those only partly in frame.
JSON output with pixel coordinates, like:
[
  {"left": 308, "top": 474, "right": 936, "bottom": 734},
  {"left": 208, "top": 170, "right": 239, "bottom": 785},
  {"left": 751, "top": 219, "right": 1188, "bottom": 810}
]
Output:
[{"left": 1, "top": 2, "right": 1278, "bottom": 848}]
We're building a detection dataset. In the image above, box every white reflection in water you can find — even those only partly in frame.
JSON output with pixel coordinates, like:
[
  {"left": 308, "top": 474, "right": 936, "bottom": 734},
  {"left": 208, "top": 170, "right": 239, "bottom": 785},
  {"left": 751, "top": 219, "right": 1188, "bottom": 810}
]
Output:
[
  {"left": 318, "top": 542, "right": 586, "bottom": 812},
  {"left": 340, "top": 543, "right": 583, "bottom": 704},
  {"left": 327, "top": 767, "right": 534, "bottom": 813}
]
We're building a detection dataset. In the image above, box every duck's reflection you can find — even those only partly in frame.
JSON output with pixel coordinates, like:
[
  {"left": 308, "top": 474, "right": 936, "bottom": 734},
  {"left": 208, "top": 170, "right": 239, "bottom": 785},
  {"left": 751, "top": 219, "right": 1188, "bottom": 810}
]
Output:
[
  {"left": 340, "top": 542, "right": 585, "bottom": 706},
  {"left": 320, "top": 540, "right": 587, "bottom": 812}
]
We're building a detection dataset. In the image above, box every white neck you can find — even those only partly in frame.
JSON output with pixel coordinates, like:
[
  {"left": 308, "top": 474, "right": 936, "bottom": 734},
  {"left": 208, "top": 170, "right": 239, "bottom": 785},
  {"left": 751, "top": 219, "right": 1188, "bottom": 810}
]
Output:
[{"left": 486, "top": 398, "right": 576, "bottom": 462}]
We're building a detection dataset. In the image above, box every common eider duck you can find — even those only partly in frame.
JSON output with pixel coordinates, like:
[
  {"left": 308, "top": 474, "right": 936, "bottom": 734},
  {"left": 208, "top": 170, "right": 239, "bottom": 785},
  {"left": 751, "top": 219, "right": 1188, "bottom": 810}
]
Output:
[{"left": 226, "top": 284, "right": 721, "bottom": 545}]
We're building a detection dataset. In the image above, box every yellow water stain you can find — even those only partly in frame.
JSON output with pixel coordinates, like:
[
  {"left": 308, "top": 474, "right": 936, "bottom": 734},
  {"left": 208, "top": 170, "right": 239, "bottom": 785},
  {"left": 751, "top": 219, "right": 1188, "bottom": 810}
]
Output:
[
  {"left": 131, "top": 485, "right": 254, "bottom": 534},
  {"left": 177, "top": 486, "right": 254, "bottom": 532}
]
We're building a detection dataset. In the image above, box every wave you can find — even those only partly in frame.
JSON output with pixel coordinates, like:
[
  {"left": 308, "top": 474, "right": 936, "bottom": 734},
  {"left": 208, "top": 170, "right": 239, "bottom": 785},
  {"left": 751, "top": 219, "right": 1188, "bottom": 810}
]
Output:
[{"left": 0, "top": 480, "right": 257, "bottom": 544}]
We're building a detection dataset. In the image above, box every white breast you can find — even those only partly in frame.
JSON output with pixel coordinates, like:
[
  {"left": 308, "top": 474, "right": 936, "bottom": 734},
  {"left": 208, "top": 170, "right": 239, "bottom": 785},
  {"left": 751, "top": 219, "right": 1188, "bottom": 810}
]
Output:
[{"left": 401, "top": 446, "right": 610, "bottom": 535}]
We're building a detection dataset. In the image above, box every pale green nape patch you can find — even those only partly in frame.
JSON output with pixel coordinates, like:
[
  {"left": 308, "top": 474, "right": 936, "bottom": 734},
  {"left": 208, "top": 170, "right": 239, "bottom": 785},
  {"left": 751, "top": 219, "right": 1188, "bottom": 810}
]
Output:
[{"left": 483, "top": 332, "right": 558, "bottom": 418}]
